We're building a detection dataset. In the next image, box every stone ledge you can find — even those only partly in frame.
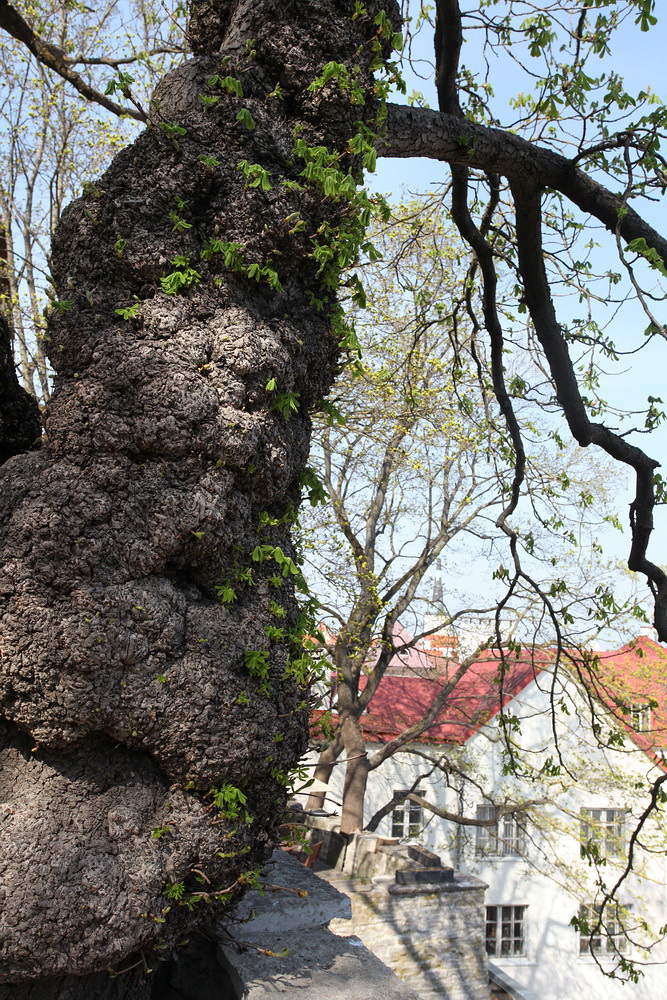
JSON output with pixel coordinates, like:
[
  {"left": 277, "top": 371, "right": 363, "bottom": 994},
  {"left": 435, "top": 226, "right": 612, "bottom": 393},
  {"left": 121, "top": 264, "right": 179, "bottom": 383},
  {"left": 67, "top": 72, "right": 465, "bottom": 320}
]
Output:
[
  {"left": 218, "top": 852, "right": 421, "bottom": 1000},
  {"left": 377, "top": 872, "right": 488, "bottom": 896},
  {"left": 219, "top": 850, "right": 351, "bottom": 936},
  {"left": 219, "top": 927, "right": 422, "bottom": 1000}
]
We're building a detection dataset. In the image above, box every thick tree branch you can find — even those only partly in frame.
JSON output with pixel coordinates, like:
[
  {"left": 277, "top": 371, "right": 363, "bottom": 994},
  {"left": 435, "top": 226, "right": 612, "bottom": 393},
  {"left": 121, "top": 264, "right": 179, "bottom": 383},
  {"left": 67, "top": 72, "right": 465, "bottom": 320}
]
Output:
[
  {"left": 367, "top": 649, "right": 482, "bottom": 770},
  {"left": 407, "top": 792, "right": 547, "bottom": 827},
  {"left": 382, "top": 104, "right": 667, "bottom": 265},
  {"left": 367, "top": 785, "right": 547, "bottom": 833},
  {"left": 0, "top": 1, "right": 146, "bottom": 122},
  {"left": 433, "top": 0, "right": 525, "bottom": 552},
  {"left": 365, "top": 761, "right": 443, "bottom": 832},
  {"left": 434, "top": 0, "right": 463, "bottom": 115}
]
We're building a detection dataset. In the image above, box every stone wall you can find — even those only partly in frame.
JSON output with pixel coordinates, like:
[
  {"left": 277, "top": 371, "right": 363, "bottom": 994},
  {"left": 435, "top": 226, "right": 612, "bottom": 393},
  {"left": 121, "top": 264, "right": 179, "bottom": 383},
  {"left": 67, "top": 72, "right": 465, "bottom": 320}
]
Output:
[{"left": 328, "top": 873, "right": 489, "bottom": 1000}]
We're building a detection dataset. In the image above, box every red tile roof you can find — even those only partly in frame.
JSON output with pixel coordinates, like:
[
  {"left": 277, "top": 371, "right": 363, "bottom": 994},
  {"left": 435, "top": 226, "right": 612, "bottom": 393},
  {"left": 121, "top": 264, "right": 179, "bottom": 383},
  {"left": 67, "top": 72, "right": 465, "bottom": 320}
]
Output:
[
  {"left": 580, "top": 636, "right": 667, "bottom": 759},
  {"left": 347, "top": 643, "right": 549, "bottom": 745},
  {"left": 315, "top": 629, "right": 667, "bottom": 758}
]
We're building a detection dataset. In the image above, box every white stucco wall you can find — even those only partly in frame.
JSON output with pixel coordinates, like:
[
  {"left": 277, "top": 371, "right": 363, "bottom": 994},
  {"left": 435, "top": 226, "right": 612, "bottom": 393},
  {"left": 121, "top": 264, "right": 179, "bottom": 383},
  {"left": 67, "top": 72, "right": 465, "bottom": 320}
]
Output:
[{"left": 304, "top": 666, "right": 667, "bottom": 1000}]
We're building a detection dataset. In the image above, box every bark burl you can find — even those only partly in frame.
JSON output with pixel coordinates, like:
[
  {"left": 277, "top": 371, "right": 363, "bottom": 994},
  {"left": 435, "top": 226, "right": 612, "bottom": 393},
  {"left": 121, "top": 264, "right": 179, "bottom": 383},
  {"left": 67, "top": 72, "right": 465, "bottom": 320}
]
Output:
[{"left": 0, "top": 0, "right": 399, "bottom": 994}]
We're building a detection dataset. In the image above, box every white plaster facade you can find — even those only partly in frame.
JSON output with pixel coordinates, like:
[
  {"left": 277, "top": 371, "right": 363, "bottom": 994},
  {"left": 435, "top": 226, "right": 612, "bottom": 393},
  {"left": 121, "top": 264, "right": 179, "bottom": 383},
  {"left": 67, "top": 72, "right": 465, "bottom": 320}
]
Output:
[{"left": 306, "top": 657, "right": 667, "bottom": 999}]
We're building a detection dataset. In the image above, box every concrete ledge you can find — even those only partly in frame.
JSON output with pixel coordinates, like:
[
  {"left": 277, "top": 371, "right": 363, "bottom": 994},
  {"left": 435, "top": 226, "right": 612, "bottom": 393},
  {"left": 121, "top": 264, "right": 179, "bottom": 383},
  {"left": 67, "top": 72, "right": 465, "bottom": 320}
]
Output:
[
  {"left": 219, "top": 927, "right": 421, "bottom": 999},
  {"left": 220, "top": 850, "right": 351, "bottom": 935},
  {"left": 488, "top": 962, "right": 541, "bottom": 1000},
  {"left": 219, "top": 852, "right": 420, "bottom": 1000}
]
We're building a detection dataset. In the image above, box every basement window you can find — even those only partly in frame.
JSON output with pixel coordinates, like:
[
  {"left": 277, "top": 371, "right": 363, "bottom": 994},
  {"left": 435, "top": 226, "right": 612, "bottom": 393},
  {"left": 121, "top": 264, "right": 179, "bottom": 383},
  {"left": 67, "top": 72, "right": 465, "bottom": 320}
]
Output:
[{"left": 486, "top": 905, "right": 527, "bottom": 957}]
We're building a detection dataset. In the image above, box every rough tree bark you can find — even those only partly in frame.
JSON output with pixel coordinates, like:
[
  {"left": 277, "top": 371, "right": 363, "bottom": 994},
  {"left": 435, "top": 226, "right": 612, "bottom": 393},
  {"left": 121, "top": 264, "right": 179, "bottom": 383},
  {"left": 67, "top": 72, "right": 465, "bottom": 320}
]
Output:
[{"left": 0, "top": 1, "right": 399, "bottom": 997}]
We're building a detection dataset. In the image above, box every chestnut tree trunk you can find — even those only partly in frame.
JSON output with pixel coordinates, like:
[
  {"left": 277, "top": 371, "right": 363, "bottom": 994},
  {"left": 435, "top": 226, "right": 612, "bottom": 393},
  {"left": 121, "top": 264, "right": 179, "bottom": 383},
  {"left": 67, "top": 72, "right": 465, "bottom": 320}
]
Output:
[{"left": 0, "top": 1, "right": 400, "bottom": 997}]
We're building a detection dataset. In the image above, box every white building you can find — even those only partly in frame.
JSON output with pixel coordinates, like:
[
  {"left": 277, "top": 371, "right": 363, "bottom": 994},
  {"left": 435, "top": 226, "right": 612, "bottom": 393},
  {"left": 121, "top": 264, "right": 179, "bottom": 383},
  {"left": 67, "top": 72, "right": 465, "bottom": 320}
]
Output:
[{"left": 308, "top": 633, "right": 667, "bottom": 999}]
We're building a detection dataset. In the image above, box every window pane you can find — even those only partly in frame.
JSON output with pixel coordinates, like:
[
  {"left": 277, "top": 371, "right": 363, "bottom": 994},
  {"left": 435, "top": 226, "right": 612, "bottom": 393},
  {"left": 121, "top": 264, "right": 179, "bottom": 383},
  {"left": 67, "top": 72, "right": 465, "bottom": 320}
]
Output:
[
  {"left": 579, "top": 903, "right": 631, "bottom": 957},
  {"left": 476, "top": 805, "right": 498, "bottom": 856},
  {"left": 391, "top": 789, "right": 423, "bottom": 840},
  {"left": 580, "top": 809, "right": 626, "bottom": 859},
  {"left": 485, "top": 905, "right": 525, "bottom": 957}
]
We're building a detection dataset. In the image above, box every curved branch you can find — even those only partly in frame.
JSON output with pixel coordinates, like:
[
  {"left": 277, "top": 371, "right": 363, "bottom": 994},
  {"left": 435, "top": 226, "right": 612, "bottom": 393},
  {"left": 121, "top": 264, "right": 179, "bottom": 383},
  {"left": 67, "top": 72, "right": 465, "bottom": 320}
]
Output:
[
  {"left": 407, "top": 792, "right": 548, "bottom": 826},
  {"left": 432, "top": 0, "right": 525, "bottom": 542},
  {"left": 510, "top": 181, "right": 667, "bottom": 639}
]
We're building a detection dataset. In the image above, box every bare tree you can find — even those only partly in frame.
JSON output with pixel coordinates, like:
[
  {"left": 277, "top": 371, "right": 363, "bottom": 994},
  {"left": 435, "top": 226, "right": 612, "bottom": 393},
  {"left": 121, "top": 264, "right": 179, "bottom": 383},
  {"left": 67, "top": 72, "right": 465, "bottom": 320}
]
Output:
[
  {"left": 302, "top": 200, "right": 633, "bottom": 832},
  {"left": 0, "top": 0, "right": 186, "bottom": 403}
]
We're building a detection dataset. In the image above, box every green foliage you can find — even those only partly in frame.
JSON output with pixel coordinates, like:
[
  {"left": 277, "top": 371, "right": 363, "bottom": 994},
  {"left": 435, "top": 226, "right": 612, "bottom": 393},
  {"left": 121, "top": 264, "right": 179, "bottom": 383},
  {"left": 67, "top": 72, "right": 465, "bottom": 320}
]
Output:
[
  {"left": 251, "top": 544, "right": 302, "bottom": 580},
  {"left": 115, "top": 302, "right": 140, "bottom": 320},
  {"left": 237, "top": 159, "right": 272, "bottom": 190},
  {"left": 244, "top": 649, "right": 271, "bottom": 693},
  {"left": 104, "top": 69, "right": 135, "bottom": 98},
  {"left": 163, "top": 880, "right": 186, "bottom": 900},
  {"left": 169, "top": 209, "right": 192, "bottom": 233},
  {"left": 270, "top": 391, "right": 300, "bottom": 419},
  {"left": 199, "top": 153, "right": 221, "bottom": 169},
  {"left": 625, "top": 238, "right": 667, "bottom": 277},
  {"left": 199, "top": 94, "right": 221, "bottom": 110},
  {"left": 208, "top": 74, "right": 244, "bottom": 97},
  {"left": 159, "top": 121, "right": 187, "bottom": 145},
  {"left": 201, "top": 238, "right": 244, "bottom": 267},
  {"left": 236, "top": 108, "right": 256, "bottom": 129},
  {"left": 300, "top": 467, "right": 328, "bottom": 506},
  {"left": 216, "top": 583, "right": 237, "bottom": 604},
  {"left": 208, "top": 782, "right": 253, "bottom": 824},
  {"left": 317, "top": 398, "right": 346, "bottom": 427},
  {"left": 308, "top": 60, "right": 365, "bottom": 105},
  {"left": 201, "top": 237, "right": 283, "bottom": 291},
  {"left": 160, "top": 255, "right": 201, "bottom": 296}
]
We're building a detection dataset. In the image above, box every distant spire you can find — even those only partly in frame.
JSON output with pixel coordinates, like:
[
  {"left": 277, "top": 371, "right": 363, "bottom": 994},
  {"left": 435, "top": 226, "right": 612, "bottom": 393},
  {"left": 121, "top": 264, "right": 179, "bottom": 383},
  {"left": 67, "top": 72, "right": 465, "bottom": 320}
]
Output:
[{"left": 432, "top": 559, "right": 443, "bottom": 605}]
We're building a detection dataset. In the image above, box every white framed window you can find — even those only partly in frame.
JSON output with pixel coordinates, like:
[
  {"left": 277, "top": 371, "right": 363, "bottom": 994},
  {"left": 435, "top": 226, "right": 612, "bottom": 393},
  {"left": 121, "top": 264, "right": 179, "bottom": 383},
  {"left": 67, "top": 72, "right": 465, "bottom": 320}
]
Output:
[
  {"left": 580, "top": 808, "right": 626, "bottom": 859},
  {"left": 391, "top": 789, "right": 423, "bottom": 839},
  {"left": 578, "top": 903, "right": 631, "bottom": 956},
  {"left": 475, "top": 805, "right": 526, "bottom": 857},
  {"left": 630, "top": 703, "right": 651, "bottom": 732},
  {"left": 486, "top": 905, "right": 527, "bottom": 957}
]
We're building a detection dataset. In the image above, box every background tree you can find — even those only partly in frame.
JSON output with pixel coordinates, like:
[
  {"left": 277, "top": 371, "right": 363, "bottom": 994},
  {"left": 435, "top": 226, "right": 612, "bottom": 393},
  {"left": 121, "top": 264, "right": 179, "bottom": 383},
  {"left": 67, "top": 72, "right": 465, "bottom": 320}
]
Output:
[
  {"left": 384, "top": 0, "right": 667, "bottom": 641},
  {"left": 0, "top": 0, "right": 186, "bottom": 403},
  {"left": 302, "top": 198, "right": 641, "bottom": 833}
]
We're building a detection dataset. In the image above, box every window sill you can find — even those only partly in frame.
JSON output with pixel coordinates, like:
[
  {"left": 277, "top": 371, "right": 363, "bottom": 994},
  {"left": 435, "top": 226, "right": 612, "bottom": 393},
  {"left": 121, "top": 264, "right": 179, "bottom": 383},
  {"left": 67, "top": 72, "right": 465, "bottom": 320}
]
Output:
[
  {"left": 489, "top": 956, "right": 535, "bottom": 966},
  {"left": 577, "top": 954, "right": 630, "bottom": 964},
  {"left": 474, "top": 855, "right": 526, "bottom": 862}
]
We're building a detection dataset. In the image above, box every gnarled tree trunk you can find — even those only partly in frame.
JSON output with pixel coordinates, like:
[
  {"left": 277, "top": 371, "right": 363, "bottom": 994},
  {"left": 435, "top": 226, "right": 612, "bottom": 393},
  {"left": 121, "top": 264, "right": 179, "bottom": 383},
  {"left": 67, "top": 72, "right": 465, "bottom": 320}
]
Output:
[{"left": 0, "top": 2, "right": 400, "bottom": 997}]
